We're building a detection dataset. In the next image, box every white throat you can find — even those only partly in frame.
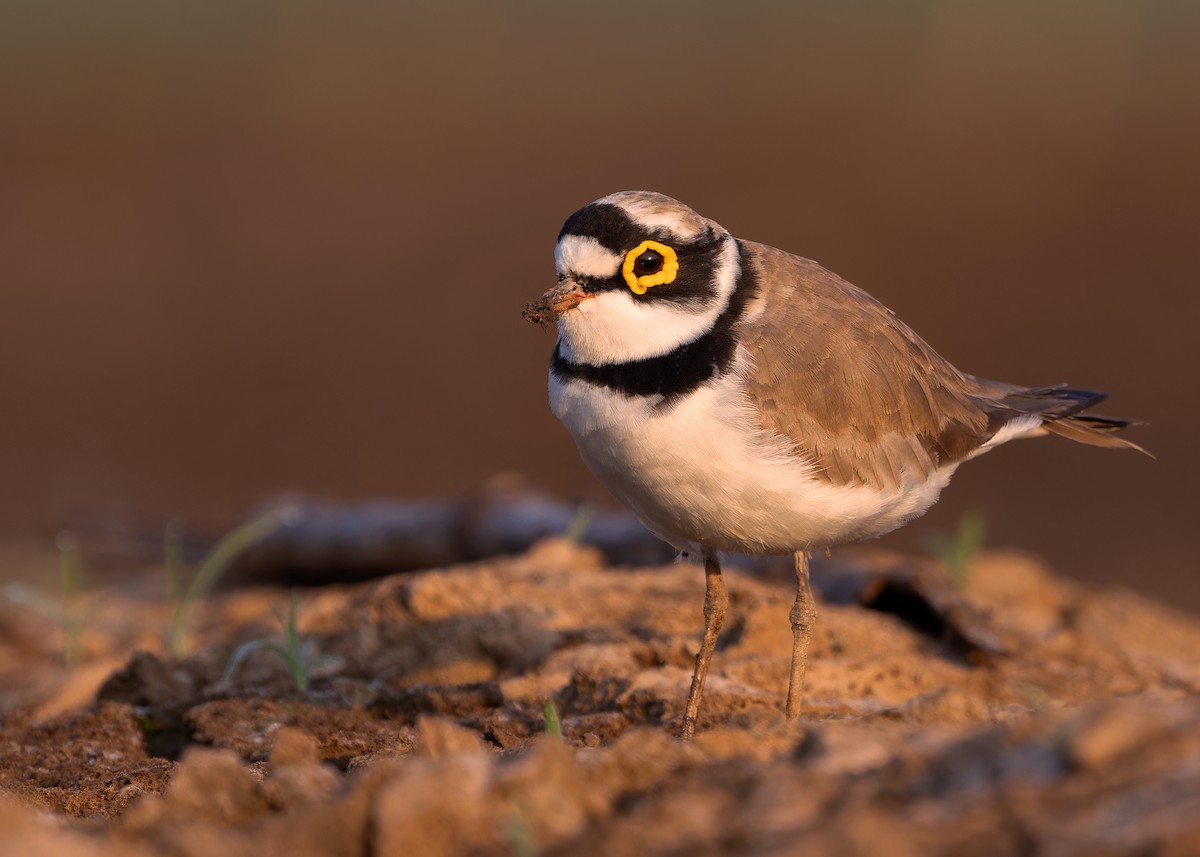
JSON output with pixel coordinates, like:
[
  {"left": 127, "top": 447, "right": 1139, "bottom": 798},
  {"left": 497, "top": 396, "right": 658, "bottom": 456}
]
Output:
[{"left": 556, "top": 237, "right": 739, "bottom": 366}]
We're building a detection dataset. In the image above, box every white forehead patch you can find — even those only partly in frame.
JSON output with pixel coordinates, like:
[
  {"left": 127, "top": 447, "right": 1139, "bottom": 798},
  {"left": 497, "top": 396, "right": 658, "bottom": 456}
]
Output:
[
  {"left": 599, "top": 192, "right": 710, "bottom": 243},
  {"left": 555, "top": 235, "right": 622, "bottom": 279}
]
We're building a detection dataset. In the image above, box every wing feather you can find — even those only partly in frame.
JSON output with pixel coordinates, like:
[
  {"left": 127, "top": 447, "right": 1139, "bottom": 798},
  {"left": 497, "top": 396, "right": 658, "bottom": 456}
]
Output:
[{"left": 736, "top": 242, "right": 995, "bottom": 491}]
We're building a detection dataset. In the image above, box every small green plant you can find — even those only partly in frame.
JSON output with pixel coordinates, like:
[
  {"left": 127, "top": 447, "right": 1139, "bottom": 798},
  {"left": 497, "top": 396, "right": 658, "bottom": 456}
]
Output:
[
  {"left": 927, "top": 511, "right": 986, "bottom": 588},
  {"left": 542, "top": 697, "right": 563, "bottom": 741},
  {"left": 56, "top": 531, "right": 86, "bottom": 665},
  {"left": 506, "top": 804, "right": 538, "bottom": 857},
  {"left": 163, "top": 519, "right": 185, "bottom": 622},
  {"left": 563, "top": 502, "right": 592, "bottom": 544},
  {"left": 4, "top": 531, "right": 88, "bottom": 666},
  {"left": 170, "top": 510, "right": 289, "bottom": 657},
  {"left": 223, "top": 592, "right": 328, "bottom": 692},
  {"left": 1016, "top": 678, "right": 1050, "bottom": 710}
]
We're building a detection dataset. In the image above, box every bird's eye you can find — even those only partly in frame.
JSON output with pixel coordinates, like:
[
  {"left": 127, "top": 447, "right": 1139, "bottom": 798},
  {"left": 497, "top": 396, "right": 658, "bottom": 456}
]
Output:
[
  {"left": 622, "top": 240, "right": 679, "bottom": 295},
  {"left": 633, "top": 249, "right": 663, "bottom": 277}
]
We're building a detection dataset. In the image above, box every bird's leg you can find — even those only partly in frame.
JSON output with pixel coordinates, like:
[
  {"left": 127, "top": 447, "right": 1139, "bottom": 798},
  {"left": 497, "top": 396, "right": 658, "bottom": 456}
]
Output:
[
  {"left": 785, "top": 550, "right": 817, "bottom": 719},
  {"left": 680, "top": 556, "right": 728, "bottom": 740}
]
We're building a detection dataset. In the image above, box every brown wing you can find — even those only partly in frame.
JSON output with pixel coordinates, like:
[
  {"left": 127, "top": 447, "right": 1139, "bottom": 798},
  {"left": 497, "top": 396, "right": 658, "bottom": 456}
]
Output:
[{"left": 737, "top": 241, "right": 998, "bottom": 491}]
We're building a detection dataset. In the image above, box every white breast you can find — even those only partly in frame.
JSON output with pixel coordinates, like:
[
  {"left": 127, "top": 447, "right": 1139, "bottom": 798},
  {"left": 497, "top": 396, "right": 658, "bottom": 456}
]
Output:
[{"left": 549, "top": 356, "right": 957, "bottom": 556}]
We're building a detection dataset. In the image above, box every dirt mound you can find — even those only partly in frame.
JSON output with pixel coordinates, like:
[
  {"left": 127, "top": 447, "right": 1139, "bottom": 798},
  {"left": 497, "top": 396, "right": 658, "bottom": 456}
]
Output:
[{"left": 2, "top": 540, "right": 1199, "bottom": 855}]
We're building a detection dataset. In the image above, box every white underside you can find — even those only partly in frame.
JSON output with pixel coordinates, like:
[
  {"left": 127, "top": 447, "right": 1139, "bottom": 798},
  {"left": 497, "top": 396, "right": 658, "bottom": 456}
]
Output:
[
  {"left": 971, "top": 414, "right": 1043, "bottom": 456},
  {"left": 549, "top": 355, "right": 962, "bottom": 557}
]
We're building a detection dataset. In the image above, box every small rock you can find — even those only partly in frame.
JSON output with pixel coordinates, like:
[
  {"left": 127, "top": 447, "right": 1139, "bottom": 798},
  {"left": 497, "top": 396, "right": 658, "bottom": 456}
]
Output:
[
  {"left": 587, "top": 727, "right": 694, "bottom": 796},
  {"left": 403, "top": 569, "right": 500, "bottom": 621},
  {"left": 694, "top": 706, "right": 806, "bottom": 761},
  {"left": 886, "top": 687, "right": 987, "bottom": 725},
  {"left": 264, "top": 726, "right": 341, "bottom": 810},
  {"left": 372, "top": 754, "right": 495, "bottom": 857},
  {"left": 265, "top": 762, "right": 341, "bottom": 811},
  {"left": 97, "top": 651, "right": 195, "bottom": 712},
  {"left": 524, "top": 537, "right": 605, "bottom": 571},
  {"left": 269, "top": 726, "right": 321, "bottom": 768},
  {"left": 1062, "top": 699, "right": 1177, "bottom": 772},
  {"left": 414, "top": 716, "right": 487, "bottom": 757},
  {"left": 495, "top": 737, "right": 606, "bottom": 847},
  {"left": 163, "top": 748, "right": 269, "bottom": 825}
]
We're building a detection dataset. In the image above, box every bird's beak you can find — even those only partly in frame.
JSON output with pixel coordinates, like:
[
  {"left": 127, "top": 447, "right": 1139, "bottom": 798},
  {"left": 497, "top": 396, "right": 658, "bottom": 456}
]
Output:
[{"left": 522, "top": 277, "right": 592, "bottom": 329}]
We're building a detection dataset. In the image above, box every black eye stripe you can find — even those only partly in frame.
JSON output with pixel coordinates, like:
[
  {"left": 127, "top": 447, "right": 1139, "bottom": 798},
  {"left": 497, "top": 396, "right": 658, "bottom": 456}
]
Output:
[
  {"left": 577, "top": 275, "right": 616, "bottom": 293},
  {"left": 636, "top": 238, "right": 729, "bottom": 305},
  {"left": 557, "top": 200, "right": 729, "bottom": 302},
  {"left": 574, "top": 235, "right": 731, "bottom": 301},
  {"left": 551, "top": 239, "right": 760, "bottom": 403}
]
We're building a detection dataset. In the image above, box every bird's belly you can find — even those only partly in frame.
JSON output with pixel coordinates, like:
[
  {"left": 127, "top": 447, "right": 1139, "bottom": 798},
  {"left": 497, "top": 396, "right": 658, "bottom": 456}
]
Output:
[{"left": 550, "top": 372, "right": 953, "bottom": 555}]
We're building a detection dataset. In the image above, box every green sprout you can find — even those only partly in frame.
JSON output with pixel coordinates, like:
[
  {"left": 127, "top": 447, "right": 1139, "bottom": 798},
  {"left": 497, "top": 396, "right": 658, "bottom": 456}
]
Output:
[
  {"left": 57, "top": 531, "right": 86, "bottom": 665},
  {"left": 170, "top": 510, "right": 289, "bottom": 657},
  {"left": 563, "top": 502, "right": 592, "bottom": 544},
  {"left": 507, "top": 804, "right": 538, "bottom": 857},
  {"left": 543, "top": 698, "right": 563, "bottom": 741},
  {"left": 1016, "top": 678, "right": 1050, "bottom": 710},
  {"left": 223, "top": 592, "right": 329, "bottom": 692},
  {"left": 927, "top": 511, "right": 986, "bottom": 588},
  {"left": 163, "top": 519, "right": 185, "bottom": 622},
  {"left": 4, "top": 531, "right": 88, "bottom": 665}
]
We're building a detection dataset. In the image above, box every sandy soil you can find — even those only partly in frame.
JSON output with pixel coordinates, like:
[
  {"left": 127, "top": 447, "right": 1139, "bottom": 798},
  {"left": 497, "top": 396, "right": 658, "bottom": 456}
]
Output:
[{"left": 2, "top": 539, "right": 1199, "bottom": 856}]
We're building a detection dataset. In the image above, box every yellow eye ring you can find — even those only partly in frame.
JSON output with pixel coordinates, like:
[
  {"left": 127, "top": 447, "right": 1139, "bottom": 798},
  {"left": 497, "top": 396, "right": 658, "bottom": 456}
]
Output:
[{"left": 622, "top": 240, "right": 679, "bottom": 295}]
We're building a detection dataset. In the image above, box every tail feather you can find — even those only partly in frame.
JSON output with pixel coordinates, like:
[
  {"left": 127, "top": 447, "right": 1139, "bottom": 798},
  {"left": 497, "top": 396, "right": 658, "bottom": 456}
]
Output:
[
  {"left": 1000, "top": 384, "right": 1108, "bottom": 418},
  {"left": 1044, "top": 415, "right": 1153, "bottom": 456},
  {"left": 990, "top": 383, "right": 1152, "bottom": 457}
]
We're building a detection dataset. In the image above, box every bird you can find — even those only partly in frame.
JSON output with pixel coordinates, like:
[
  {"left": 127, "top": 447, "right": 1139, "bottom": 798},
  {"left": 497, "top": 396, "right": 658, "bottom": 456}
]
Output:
[{"left": 522, "top": 190, "right": 1147, "bottom": 740}]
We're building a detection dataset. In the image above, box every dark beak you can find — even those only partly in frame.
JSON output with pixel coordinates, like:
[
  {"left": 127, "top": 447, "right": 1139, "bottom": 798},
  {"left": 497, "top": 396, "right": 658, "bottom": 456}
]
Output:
[{"left": 522, "top": 278, "right": 592, "bottom": 330}]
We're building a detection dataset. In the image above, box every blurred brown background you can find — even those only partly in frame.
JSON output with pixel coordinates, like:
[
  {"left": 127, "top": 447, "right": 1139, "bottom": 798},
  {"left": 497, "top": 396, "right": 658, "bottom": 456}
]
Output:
[{"left": 1, "top": 2, "right": 1195, "bottom": 605}]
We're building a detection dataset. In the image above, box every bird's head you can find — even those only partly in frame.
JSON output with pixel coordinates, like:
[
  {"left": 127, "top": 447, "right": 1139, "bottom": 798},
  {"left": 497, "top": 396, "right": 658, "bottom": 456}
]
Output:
[{"left": 523, "top": 191, "right": 739, "bottom": 365}]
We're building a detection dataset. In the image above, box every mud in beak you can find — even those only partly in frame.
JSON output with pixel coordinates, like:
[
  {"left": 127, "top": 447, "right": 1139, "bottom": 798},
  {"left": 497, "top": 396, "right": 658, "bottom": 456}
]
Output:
[{"left": 522, "top": 278, "right": 592, "bottom": 329}]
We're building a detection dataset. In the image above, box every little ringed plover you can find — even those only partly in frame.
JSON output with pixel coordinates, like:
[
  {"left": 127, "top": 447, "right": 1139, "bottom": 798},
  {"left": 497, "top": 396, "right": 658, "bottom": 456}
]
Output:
[{"left": 523, "top": 191, "right": 1147, "bottom": 740}]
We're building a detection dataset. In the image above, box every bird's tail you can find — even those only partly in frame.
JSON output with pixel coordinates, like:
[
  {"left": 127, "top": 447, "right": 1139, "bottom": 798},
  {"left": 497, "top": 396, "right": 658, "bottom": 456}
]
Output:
[{"left": 996, "top": 384, "right": 1152, "bottom": 457}]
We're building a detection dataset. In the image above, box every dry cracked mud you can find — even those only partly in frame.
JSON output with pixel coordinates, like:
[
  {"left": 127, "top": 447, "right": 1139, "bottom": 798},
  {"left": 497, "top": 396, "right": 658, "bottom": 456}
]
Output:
[{"left": 2, "top": 539, "right": 1199, "bottom": 856}]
